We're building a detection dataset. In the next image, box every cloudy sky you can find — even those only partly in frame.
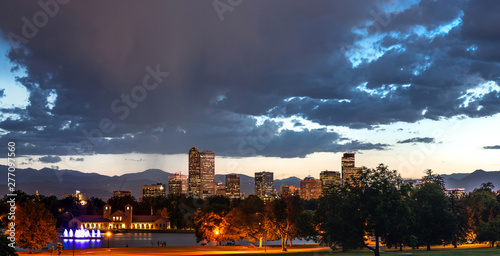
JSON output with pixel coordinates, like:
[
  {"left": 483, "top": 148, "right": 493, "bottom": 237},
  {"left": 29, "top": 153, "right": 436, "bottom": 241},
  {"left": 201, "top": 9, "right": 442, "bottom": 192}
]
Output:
[{"left": 0, "top": 0, "right": 499, "bottom": 179}]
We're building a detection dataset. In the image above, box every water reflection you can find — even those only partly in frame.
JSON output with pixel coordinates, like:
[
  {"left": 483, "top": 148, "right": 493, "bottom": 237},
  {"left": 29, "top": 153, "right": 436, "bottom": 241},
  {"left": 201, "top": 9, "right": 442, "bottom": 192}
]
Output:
[
  {"left": 63, "top": 239, "right": 102, "bottom": 250},
  {"left": 17, "top": 232, "right": 315, "bottom": 251}
]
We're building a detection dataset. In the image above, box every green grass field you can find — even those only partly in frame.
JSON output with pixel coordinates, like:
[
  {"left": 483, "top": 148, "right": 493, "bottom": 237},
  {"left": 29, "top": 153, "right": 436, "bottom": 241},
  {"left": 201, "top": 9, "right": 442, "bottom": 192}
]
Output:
[{"left": 208, "top": 245, "right": 499, "bottom": 256}]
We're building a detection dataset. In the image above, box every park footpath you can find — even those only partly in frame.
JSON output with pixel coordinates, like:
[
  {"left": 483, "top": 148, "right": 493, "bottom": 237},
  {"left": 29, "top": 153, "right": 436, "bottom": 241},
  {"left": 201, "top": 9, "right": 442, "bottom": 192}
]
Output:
[{"left": 17, "top": 245, "right": 332, "bottom": 255}]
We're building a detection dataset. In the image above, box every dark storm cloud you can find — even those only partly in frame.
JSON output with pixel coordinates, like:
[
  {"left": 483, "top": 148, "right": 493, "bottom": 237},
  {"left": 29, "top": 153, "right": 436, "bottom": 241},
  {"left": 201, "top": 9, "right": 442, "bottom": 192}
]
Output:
[
  {"left": 0, "top": 0, "right": 499, "bottom": 158},
  {"left": 483, "top": 145, "right": 500, "bottom": 150},
  {"left": 397, "top": 137, "right": 435, "bottom": 144},
  {"left": 38, "top": 155, "right": 61, "bottom": 163}
]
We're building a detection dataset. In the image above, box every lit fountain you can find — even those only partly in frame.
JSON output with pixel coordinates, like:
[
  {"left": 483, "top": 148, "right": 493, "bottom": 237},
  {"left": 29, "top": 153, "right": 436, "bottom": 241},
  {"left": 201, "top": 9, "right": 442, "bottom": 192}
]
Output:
[{"left": 61, "top": 227, "right": 104, "bottom": 239}]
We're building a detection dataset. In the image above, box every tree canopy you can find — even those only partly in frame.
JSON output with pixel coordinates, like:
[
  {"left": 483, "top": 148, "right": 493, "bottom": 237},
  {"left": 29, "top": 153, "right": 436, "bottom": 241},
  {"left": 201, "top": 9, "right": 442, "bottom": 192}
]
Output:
[{"left": 15, "top": 201, "right": 58, "bottom": 254}]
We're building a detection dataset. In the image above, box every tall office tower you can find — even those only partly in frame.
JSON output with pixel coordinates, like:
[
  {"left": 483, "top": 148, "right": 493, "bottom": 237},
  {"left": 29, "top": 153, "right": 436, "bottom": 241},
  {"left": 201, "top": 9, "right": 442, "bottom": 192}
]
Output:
[
  {"left": 280, "top": 185, "right": 297, "bottom": 197},
  {"left": 142, "top": 183, "right": 166, "bottom": 198},
  {"left": 200, "top": 150, "right": 215, "bottom": 199},
  {"left": 225, "top": 174, "right": 241, "bottom": 199},
  {"left": 341, "top": 153, "right": 362, "bottom": 185},
  {"left": 188, "top": 147, "right": 216, "bottom": 199},
  {"left": 216, "top": 182, "right": 226, "bottom": 196},
  {"left": 320, "top": 170, "right": 341, "bottom": 193},
  {"left": 188, "top": 147, "right": 201, "bottom": 198},
  {"left": 300, "top": 176, "right": 322, "bottom": 200},
  {"left": 255, "top": 171, "right": 274, "bottom": 201},
  {"left": 168, "top": 173, "right": 188, "bottom": 195}
]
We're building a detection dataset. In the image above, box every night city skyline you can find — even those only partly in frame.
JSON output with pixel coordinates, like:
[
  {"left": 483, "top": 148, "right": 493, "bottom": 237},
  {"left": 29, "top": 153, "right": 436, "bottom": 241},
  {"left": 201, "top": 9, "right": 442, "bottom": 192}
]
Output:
[{"left": 1, "top": 0, "right": 500, "bottom": 181}]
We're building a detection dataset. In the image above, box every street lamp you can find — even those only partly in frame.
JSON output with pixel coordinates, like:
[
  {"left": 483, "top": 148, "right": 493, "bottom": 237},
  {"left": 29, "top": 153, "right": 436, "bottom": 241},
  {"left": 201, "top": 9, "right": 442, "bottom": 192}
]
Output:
[
  {"left": 106, "top": 231, "right": 112, "bottom": 248},
  {"left": 256, "top": 213, "right": 266, "bottom": 252},
  {"left": 214, "top": 228, "right": 220, "bottom": 246}
]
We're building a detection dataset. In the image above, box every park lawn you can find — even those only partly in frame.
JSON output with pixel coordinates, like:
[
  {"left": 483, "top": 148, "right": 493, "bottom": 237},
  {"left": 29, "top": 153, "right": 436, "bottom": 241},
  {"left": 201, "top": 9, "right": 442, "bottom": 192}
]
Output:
[{"left": 207, "top": 244, "right": 499, "bottom": 256}]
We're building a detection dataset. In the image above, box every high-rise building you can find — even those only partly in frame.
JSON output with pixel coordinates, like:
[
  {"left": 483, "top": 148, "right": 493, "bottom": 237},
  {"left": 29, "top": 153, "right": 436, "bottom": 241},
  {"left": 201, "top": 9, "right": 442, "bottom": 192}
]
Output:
[
  {"left": 216, "top": 182, "right": 226, "bottom": 196},
  {"left": 113, "top": 190, "right": 132, "bottom": 198},
  {"left": 188, "top": 147, "right": 201, "bottom": 198},
  {"left": 168, "top": 173, "right": 188, "bottom": 195},
  {"left": 280, "top": 185, "right": 297, "bottom": 197},
  {"left": 225, "top": 174, "right": 241, "bottom": 199},
  {"left": 341, "top": 153, "right": 362, "bottom": 185},
  {"left": 320, "top": 170, "right": 341, "bottom": 193},
  {"left": 188, "top": 147, "right": 215, "bottom": 199},
  {"left": 142, "top": 183, "right": 166, "bottom": 198},
  {"left": 200, "top": 150, "right": 215, "bottom": 199},
  {"left": 255, "top": 171, "right": 274, "bottom": 201},
  {"left": 300, "top": 176, "right": 322, "bottom": 200}
]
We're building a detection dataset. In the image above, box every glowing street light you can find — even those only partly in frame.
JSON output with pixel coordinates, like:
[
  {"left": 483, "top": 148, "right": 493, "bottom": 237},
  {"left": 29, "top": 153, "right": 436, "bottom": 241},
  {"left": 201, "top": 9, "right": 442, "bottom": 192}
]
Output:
[
  {"left": 256, "top": 212, "right": 267, "bottom": 252},
  {"left": 106, "top": 231, "right": 112, "bottom": 248}
]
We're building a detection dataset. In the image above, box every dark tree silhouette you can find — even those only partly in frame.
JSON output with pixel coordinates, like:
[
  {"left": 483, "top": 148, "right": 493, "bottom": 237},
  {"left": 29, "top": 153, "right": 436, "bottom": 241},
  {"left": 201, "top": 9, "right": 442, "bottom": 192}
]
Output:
[
  {"left": 476, "top": 219, "right": 500, "bottom": 247},
  {"left": 412, "top": 182, "right": 456, "bottom": 250},
  {"left": 0, "top": 233, "right": 18, "bottom": 256},
  {"left": 16, "top": 201, "right": 58, "bottom": 254}
]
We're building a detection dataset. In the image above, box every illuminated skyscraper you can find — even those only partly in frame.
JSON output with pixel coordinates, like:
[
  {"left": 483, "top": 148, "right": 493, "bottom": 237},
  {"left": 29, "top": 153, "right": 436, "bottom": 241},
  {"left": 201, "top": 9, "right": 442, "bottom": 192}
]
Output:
[
  {"left": 168, "top": 173, "right": 188, "bottom": 195},
  {"left": 255, "top": 171, "right": 274, "bottom": 201},
  {"left": 142, "top": 183, "right": 166, "bottom": 198},
  {"left": 320, "top": 170, "right": 341, "bottom": 193},
  {"left": 280, "top": 185, "right": 297, "bottom": 197},
  {"left": 225, "top": 174, "right": 241, "bottom": 199},
  {"left": 188, "top": 147, "right": 215, "bottom": 199},
  {"left": 188, "top": 147, "right": 201, "bottom": 198},
  {"left": 341, "top": 153, "right": 362, "bottom": 185},
  {"left": 200, "top": 150, "right": 215, "bottom": 198},
  {"left": 216, "top": 182, "right": 226, "bottom": 196},
  {"left": 300, "top": 176, "right": 322, "bottom": 200}
]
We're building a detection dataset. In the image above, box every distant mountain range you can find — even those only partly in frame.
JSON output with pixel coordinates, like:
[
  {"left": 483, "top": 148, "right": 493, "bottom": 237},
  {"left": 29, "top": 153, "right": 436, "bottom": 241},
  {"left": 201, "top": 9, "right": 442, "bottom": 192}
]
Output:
[
  {"left": 0, "top": 165, "right": 301, "bottom": 198},
  {"left": 0, "top": 165, "right": 498, "bottom": 199},
  {"left": 441, "top": 170, "right": 500, "bottom": 191}
]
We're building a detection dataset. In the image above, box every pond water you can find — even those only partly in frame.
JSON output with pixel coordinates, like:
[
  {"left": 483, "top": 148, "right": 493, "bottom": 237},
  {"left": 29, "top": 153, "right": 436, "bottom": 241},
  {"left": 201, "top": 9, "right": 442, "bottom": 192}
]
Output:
[{"left": 16, "top": 232, "right": 316, "bottom": 251}]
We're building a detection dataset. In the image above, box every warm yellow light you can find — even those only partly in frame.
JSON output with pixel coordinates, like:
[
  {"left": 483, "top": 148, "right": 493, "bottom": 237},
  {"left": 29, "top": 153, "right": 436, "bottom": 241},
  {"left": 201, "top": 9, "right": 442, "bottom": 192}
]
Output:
[
  {"left": 214, "top": 228, "right": 220, "bottom": 235},
  {"left": 106, "top": 231, "right": 112, "bottom": 237}
]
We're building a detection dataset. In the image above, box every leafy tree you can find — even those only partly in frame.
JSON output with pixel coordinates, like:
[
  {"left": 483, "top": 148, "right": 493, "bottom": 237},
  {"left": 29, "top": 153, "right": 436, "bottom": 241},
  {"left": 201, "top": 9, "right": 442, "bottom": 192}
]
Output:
[
  {"left": 156, "top": 207, "right": 169, "bottom": 219},
  {"left": 462, "top": 186, "right": 500, "bottom": 234},
  {"left": 296, "top": 210, "right": 317, "bottom": 242},
  {"left": 107, "top": 195, "right": 137, "bottom": 212},
  {"left": 476, "top": 219, "right": 500, "bottom": 247},
  {"left": 265, "top": 195, "right": 303, "bottom": 251},
  {"left": 193, "top": 209, "right": 229, "bottom": 245},
  {"left": 316, "top": 185, "right": 365, "bottom": 251},
  {"left": 16, "top": 201, "right": 58, "bottom": 254},
  {"left": 447, "top": 190, "right": 470, "bottom": 248},
  {"left": 168, "top": 194, "right": 204, "bottom": 229},
  {"left": 421, "top": 169, "right": 445, "bottom": 190},
  {"left": 192, "top": 197, "right": 231, "bottom": 245},
  {"left": 412, "top": 181, "right": 456, "bottom": 250},
  {"left": 383, "top": 182, "right": 414, "bottom": 251},
  {"left": 0, "top": 233, "right": 18, "bottom": 256},
  {"left": 224, "top": 195, "right": 265, "bottom": 245},
  {"left": 351, "top": 164, "right": 413, "bottom": 256},
  {"left": 85, "top": 197, "right": 106, "bottom": 215}
]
